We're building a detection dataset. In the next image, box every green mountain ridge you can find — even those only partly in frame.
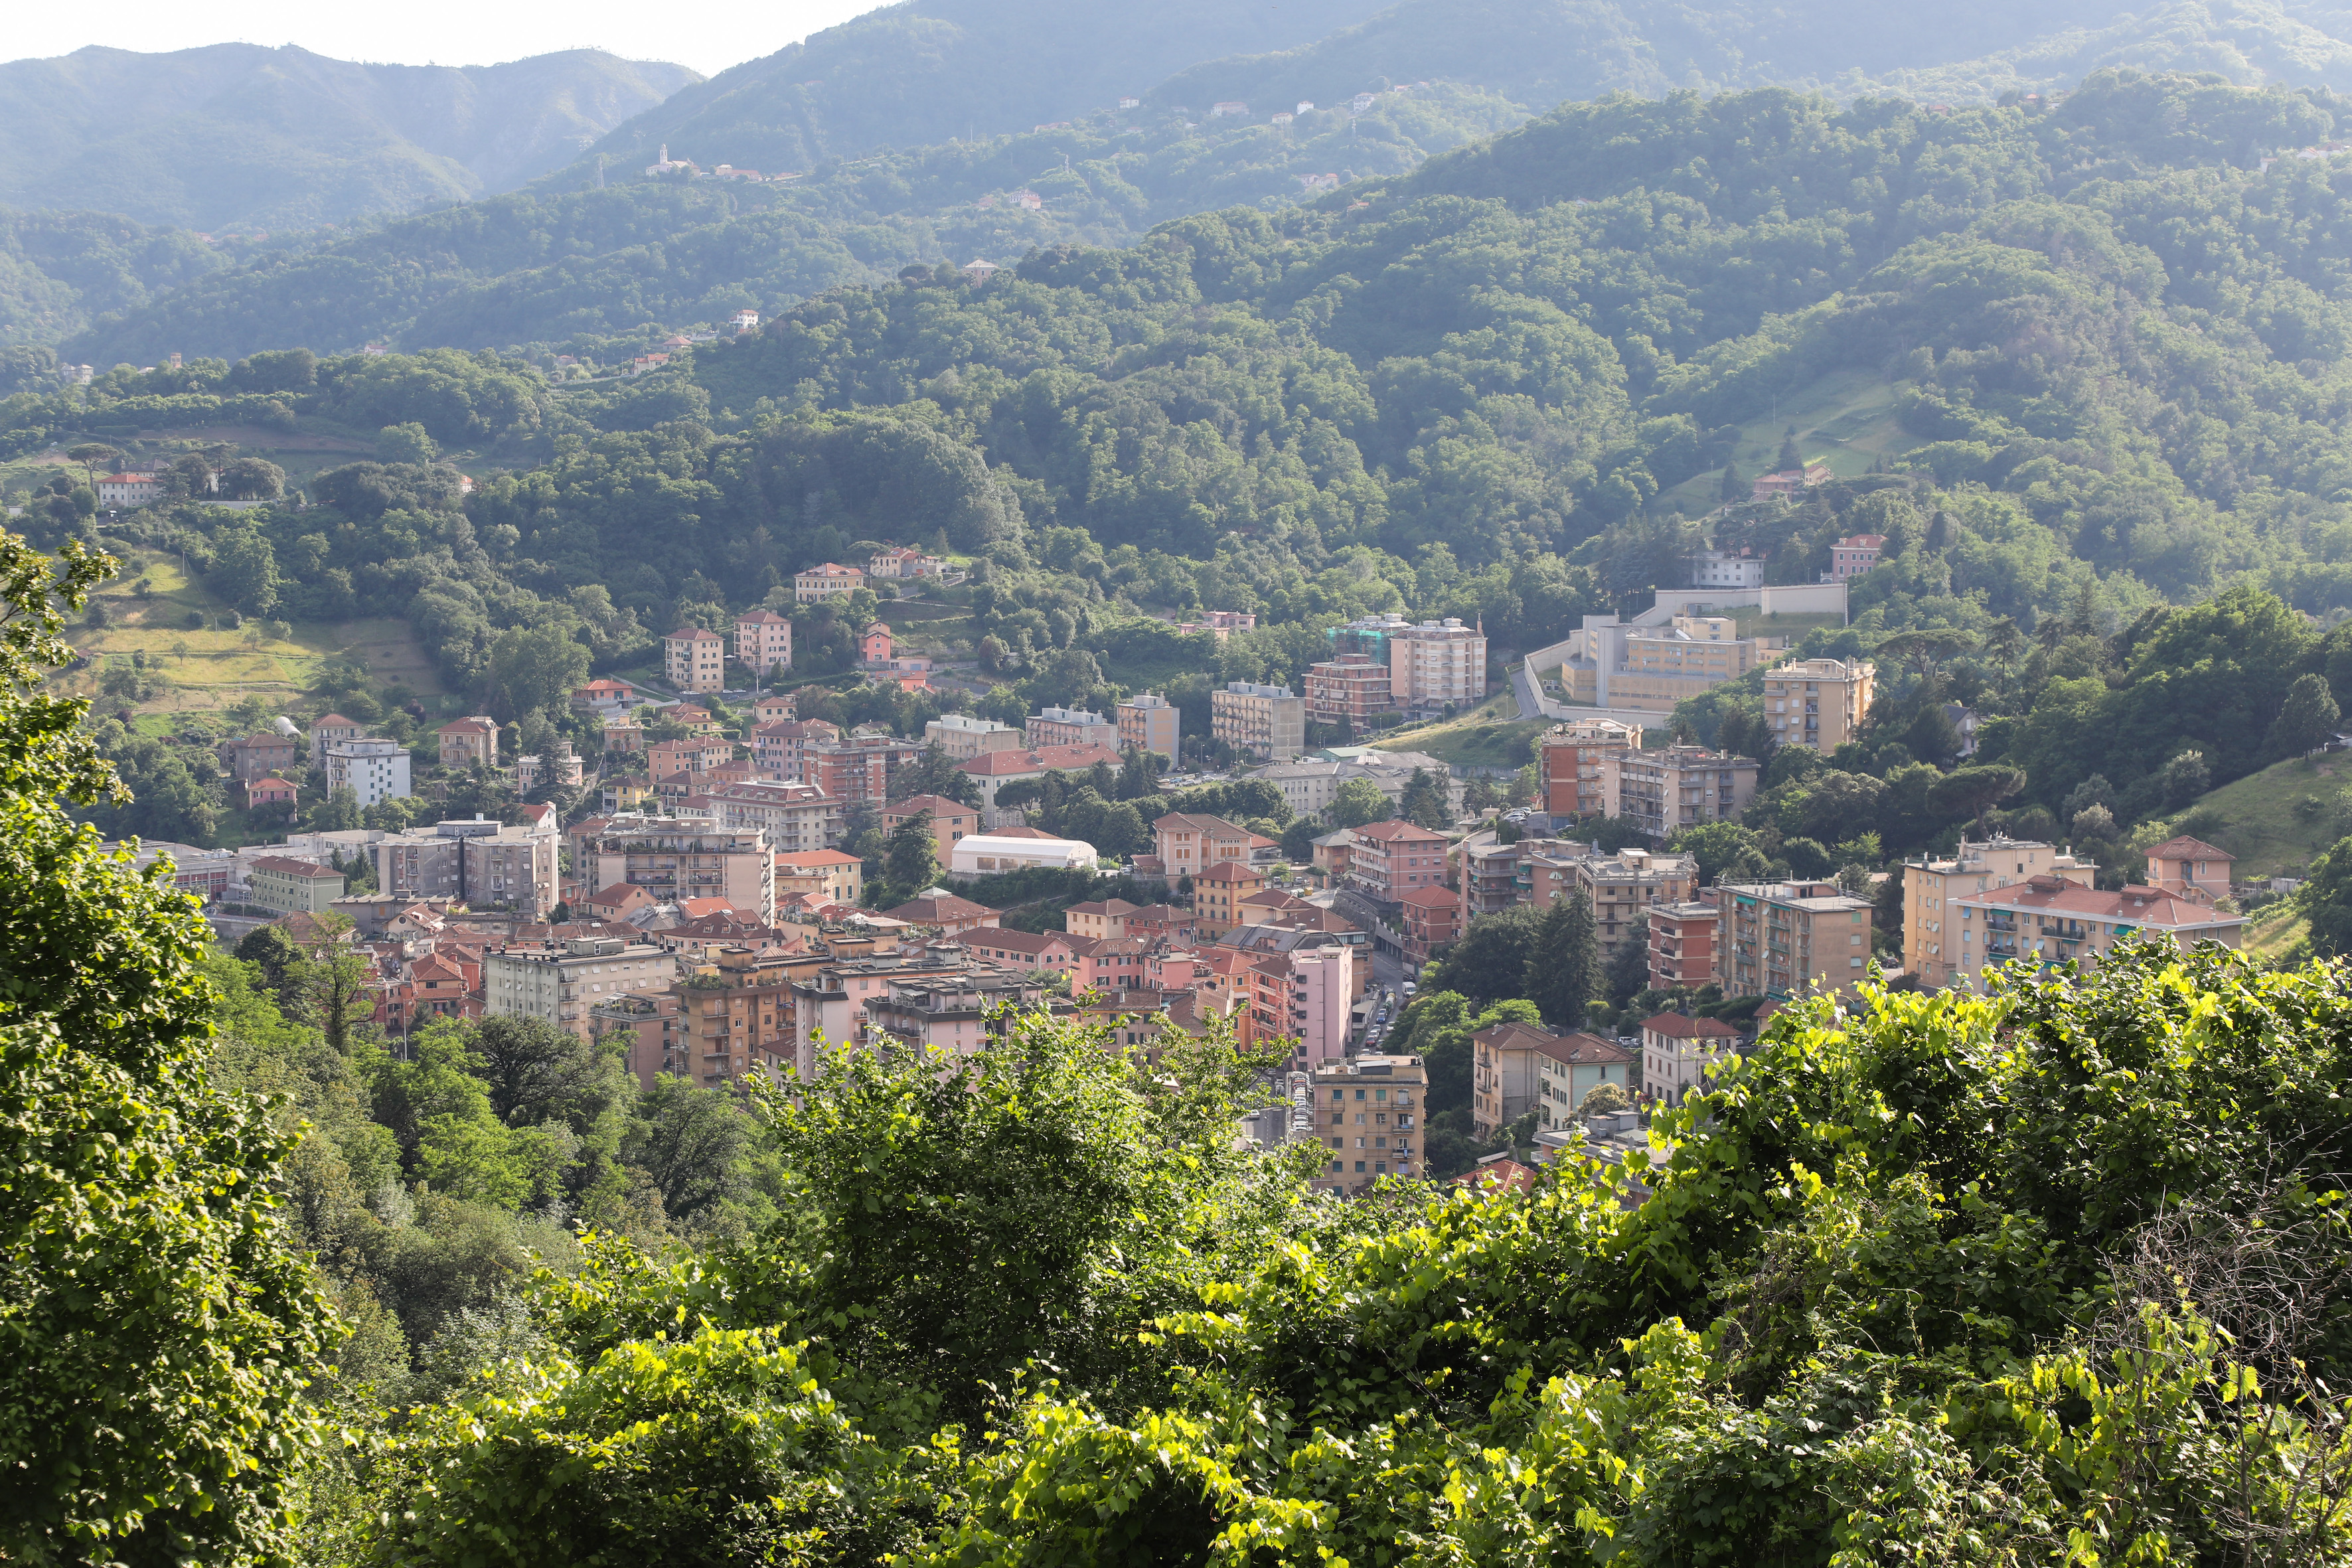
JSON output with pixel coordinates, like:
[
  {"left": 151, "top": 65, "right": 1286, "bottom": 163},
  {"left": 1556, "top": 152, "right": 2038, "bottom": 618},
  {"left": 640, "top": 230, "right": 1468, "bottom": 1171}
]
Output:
[{"left": 0, "top": 44, "right": 703, "bottom": 232}]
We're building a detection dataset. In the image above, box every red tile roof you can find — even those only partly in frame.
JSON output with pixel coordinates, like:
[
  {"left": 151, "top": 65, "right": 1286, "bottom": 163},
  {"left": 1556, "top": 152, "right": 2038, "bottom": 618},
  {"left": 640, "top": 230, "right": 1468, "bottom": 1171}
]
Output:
[
  {"left": 2144, "top": 835, "right": 2234, "bottom": 862},
  {"left": 1642, "top": 1012, "right": 1742, "bottom": 1040},
  {"left": 960, "top": 742, "right": 1123, "bottom": 777},
  {"left": 1954, "top": 879, "right": 2241, "bottom": 929}
]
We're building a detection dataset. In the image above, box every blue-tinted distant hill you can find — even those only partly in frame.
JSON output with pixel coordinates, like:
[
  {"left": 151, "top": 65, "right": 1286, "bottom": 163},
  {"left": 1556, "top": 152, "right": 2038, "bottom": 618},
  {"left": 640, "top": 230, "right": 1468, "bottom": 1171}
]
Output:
[{"left": 0, "top": 45, "right": 702, "bottom": 232}]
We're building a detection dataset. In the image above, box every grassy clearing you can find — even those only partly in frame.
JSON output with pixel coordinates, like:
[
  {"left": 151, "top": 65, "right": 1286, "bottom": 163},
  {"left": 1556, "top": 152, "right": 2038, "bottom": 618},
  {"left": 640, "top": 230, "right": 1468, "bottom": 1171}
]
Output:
[
  {"left": 1735, "top": 609, "right": 1848, "bottom": 640},
  {"left": 1371, "top": 689, "right": 1546, "bottom": 769},
  {"left": 1656, "top": 367, "right": 1927, "bottom": 517},
  {"left": 2164, "top": 754, "right": 2352, "bottom": 880},
  {"left": 2240, "top": 900, "right": 2310, "bottom": 963}
]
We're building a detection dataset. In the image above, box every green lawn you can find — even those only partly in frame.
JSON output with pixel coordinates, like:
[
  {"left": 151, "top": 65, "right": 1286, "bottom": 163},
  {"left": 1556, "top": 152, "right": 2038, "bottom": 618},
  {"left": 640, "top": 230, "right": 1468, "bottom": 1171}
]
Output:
[
  {"left": 1371, "top": 690, "right": 1547, "bottom": 768},
  {"left": 1656, "top": 366, "right": 1927, "bottom": 517},
  {"left": 2161, "top": 753, "right": 2352, "bottom": 880},
  {"left": 2240, "top": 900, "right": 2310, "bottom": 963}
]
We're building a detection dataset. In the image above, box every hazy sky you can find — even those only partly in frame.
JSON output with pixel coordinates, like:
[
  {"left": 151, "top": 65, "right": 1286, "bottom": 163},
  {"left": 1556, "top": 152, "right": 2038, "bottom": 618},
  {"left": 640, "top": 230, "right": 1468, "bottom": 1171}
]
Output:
[{"left": 3, "top": 0, "right": 886, "bottom": 79}]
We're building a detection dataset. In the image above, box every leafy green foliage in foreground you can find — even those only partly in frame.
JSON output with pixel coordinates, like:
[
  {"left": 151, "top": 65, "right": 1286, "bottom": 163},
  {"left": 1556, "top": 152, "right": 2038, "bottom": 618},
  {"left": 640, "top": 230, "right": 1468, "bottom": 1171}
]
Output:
[{"left": 351, "top": 944, "right": 2352, "bottom": 1563}]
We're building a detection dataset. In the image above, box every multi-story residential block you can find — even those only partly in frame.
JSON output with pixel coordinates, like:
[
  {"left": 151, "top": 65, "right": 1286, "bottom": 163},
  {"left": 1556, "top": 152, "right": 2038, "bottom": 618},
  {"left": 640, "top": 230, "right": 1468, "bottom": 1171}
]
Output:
[
  {"left": 1950, "top": 876, "right": 2246, "bottom": 973},
  {"left": 860, "top": 621, "right": 893, "bottom": 666},
  {"left": 1534, "top": 1032, "right": 1635, "bottom": 1129},
  {"left": 1285, "top": 943, "right": 1354, "bottom": 1067},
  {"left": 1608, "top": 616, "right": 1782, "bottom": 712},
  {"left": 1761, "top": 658, "right": 1876, "bottom": 753},
  {"left": 309, "top": 712, "right": 363, "bottom": 768},
  {"left": 1305, "top": 653, "right": 1393, "bottom": 728},
  {"left": 1192, "top": 860, "right": 1266, "bottom": 934},
  {"left": 586, "top": 819, "right": 777, "bottom": 925},
  {"left": 1454, "top": 837, "right": 1694, "bottom": 960},
  {"left": 1310, "top": 1054, "right": 1427, "bottom": 1194},
  {"left": 959, "top": 742, "right": 1125, "bottom": 815},
  {"left": 1639, "top": 1012, "right": 1745, "bottom": 1105},
  {"left": 664, "top": 627, "right": 726, "bottom": 693},
  {"left": 1474, "top": 1019, "right": 1628, "bottom": 1138},
  {"left": 218, "top": 731, "right": 299, "bottom": 783},
  {"left": 803, "top": 732, "right": 926, "bottom": 807},
  {"left": 734, "top": 608, "right": 793, "bottom": 674},
  {"left": 862, "top": 969, "right": 1071, "bottom": 1059},
  {"left": 1602, "top": 745, "right": 1759, "bottom": 841},
  {"left": 437, "top": 716, "right": 499, "bottom": 769},
  {"left": 488, "top": 936, "right": 672, "bottom": 1041},
  {"left": 1212, "top": 682, "right": 1306, "bottom": 761},
  {"left": 1648, "top": 900, "right": 1720, "bottom": 989},
  {"left": 1154, "top": 813, "right": 1257, "bottom": 883},
  {"left": 698, "top": 779, "right": 840, "bottom": 856},
  {"left": 881, "top": 793, "right": 981, "bottom": 862},
  {"left": 967, "top": 927, "right": 1082, "bottom": 977},
  {"left": 775, "top": 848, "right": 863, "bottom": 906},
  {"left": 1026, "top": 705, "right": 1117, "bottom": 749},
  {"left": 750, "top": 718, "right": 840, "bottom": 780},
  {"left": 1345, "top": 819, "right": 1449, "bottom": 902},
  {"left": 1578, "top": 846, "right": 1699, "bottom": 960},
  {"left": 1116, "top": 691, "right": 1181, "bottom": 759},
  {"left": 647, "top": 737, "right": 736, "bottom": 779},
  {"left": 669, "top": 947, "right": 797, "bottom": 1084},
  {"left": 1386, "top": 618, "right": 1487, "bottom": 709},
  {"left": 1900, "top": 837, "right": 2097, "bottom": 991},
  {"left": 1828, "top": 534, "right": 1886, "bottom": 579},
  {"left": 787, "top": 947, "right": 1007, "bottom": 1078},
  {"left": 1715, "top": 879, "right": 1875, "bottom": 1000},
  {"left": 248, "top": 855, "right": 345, "bottom": 914},
  {"left": 323, "top": 739, "right": 411, "bottom": 808},
  {"left": 1397, "top": 883, "right": 1460, "bottom": 963},
  {"left": 2142, "top": 835, "right": 2235, "bottom": 903},
  {"left": 924, "top": 713, "right": 1024, "bottom": 760},
  {"left": 590, "top": 991, "right": 684, "bottom": 1089},
  {"left": 602, "top": 720, "right": 645, "bottom": 755},
  {"left": 1691, "top": 548, "right": 1764, "bottom": 589},
  {"left": 372, "top": 816, "right": 562, "bottom": 917},
  {"left": 1539, "top": 717, "right": 1644, "bottom": 820},
  {"left": 1065, "top": 898, "right": 1196, "bottom": 943},
  {"left": 794, "top": 562, "right": 866, "bottom": 601}
]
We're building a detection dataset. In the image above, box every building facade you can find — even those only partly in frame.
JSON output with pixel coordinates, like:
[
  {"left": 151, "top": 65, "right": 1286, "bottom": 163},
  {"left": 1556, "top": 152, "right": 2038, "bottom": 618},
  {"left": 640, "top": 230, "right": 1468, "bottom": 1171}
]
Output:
[
  {"left": 437, "top": 716, "right": 499, "bottom": 769},
  {"left": 1115, "top": 692, "right": 1181, "bottom": 759},
  {"left": 1829, "top": 534, "right": 1887, "bottom": 579},
  {"left": 1386, "top": 619, "right": 1487, "bottom": 709},
  {"left": 1602, "top": 745, "right": 1759, "bottom": 841},
  {"left": 664, "top": 627, "right": 726, "bottom": 693},
  {"left": 586, "top": 819, "right": 777, "bottom": 924},
  {"left": 1026, "top": 706, "right": 1117, "bottom": 749},
  {"left": 1539, "top": 717, "right": 1644, "bottom": 820},
  {"left": 1949, "top": 876, "right": 2246, "bottom": 971},
  {"left": 1648, "top": 900, "right": 1719, "bottom": 989},
  {"left": 1345, "top": 819, "right": 1449, "bottom": 902},
  {"left": 323, "top": 739, "right": 412, "bottom": 808},
  {"left": 925, "top": 714, "right": 1024, "bottom": 760},
  {"left": 487, "top": 936, "right": 673, "bottom": 1041},
  {"left": 734, "top": 609, "right": 793, "bottom": 674},
  {"left": 1305, "top": 653, "right": 1393, "bottom": 728},
  {"left": 1639, "top": 1012, "right": 1745, "bottom": 1105},
  {"left": 248, "top": 856, "right": 345, "bottom": 914},
  {"left": 1212, "top": 682, "right": 1305, "bottom": 761},
  {"left": 1715, "top": 880, "right": 1875, "bottom": 1000},
  {"left": 881, "top": 793, "right": 981, "bottom": 862},
  {"left": 794, "top": 562, "right": 866, "bottom": 601},
  {"left": 1310, "top": 1054, "right": 1427, "bottom": 1194},
  {"left": 1761, "top": 658, "right": 1876, "bottom": 753},
  {"left": 1901, "top": 838, "right": 2097, "bottom": 990}
]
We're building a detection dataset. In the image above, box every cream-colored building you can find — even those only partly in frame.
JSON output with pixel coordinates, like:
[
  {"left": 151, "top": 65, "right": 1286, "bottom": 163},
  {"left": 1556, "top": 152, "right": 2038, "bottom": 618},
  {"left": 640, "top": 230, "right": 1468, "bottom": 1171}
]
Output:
[
  {"left": 1387, "top": 618, "right": 1486, "bottom": 709},
  {"left": 1539, "top": 716, "right": 1645, "bottom": 819},
  {"left": 664, "top": 627, "right": 726, "bottom": 693},
  {"left": 1761, "top": 658, "right": 1876, "bottom": 753},
  {"left": 586, "top": 818, "right": 777, "bottom": 925},
  {"left": 487, "top": 935, "right": 674, "bottom": 1040},
  {"left": 1601, "top": 746, "right": 1759, "bottom": 841},
  {"left": 1950, "top": 876, "right": 2245, "bottom": 975},
  {"left": 924, "top": 714, "right": 1025, "bottom": 760},
  {"left": 1715, "top": 880, "right": 1875, "bottom": 1001},
  {"left": 1212, "top": 682, "right": 1304, "bottom": 761},
  {"left": 1608, "top": 617, "right": 1781, "bottom": 712},
  {"left": 1901, "top": 838, "right": 2098, "bottom": 991},
  {"left": 1116, "top": 691, "right": 1181, "bottom": 759},
  {"left": 794, "top": 562, "right": 866, "bottom": 601},
  {"left": 247, "top": 855, "right": 345, "bottom": 914},
  {"left": 734, "top": 609, "right": 793, "bottom": 675},
  {"left": 1310, "top": 1053, "right": 1427, "bottom": 1194}
]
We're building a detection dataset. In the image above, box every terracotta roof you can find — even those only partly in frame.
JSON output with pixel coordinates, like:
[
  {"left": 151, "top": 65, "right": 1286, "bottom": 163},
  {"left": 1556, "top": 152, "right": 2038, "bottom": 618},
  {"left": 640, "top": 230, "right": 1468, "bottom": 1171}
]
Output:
[
  {"left": 667, "top": 626, "right": 723, "bottom": 640},
  {"left": 250, "top": 855, "right": 340, "bottom": 878},
  {"left": 777, "top": 850, "right": 862, "bottom": 868},
  {"left": 1152, "top": 811, "right": 1249, "bottom": 836},
  {"left": 736, "top": 609, "right": 788, "bottom": 623},
  {"left": 883, "top": 894, "right": 999, "bottom": 923},
  {"left": 2144, "top": 835, "right": 2234, "bottom": 862},
  {"left": 1536, "top": 1030, "right": 1631, "bottom": 1067},
  {"left": 969, "top": 929, "right": 1077, "bottom": 957},
  {"left": 439, "top": 717, "right": 495, "bottom": 734},
  {"left": 1397, "top": 884, "right": 1457, "bottom": 908},
  {"left": 1197, "top": 860, "right": 1263, "bottom": 884},
  {"left": 313, "top": 713, "right": 359, "bottom": 728},
  {"left": 886, "top": 793, "right": 974, "bottom": 816},
  {"left": 1354, "top": 819, "right": 1447, "bottom": 843},
  {"left": 960, "top": 742, "right": 1123, "bottom": 777},
  {"left": 1953, "top": 879, "right": 2242, "bottom": 929},
  {"left": 1067, "top": 899, "right": 1139, "bottom": 917},
  {"left": 1642, "top": 1012, "right": 1742, "bottom": 1040},
  {"left": 1454, "top": 1156, "right": 1540, "bottom": 1192}
]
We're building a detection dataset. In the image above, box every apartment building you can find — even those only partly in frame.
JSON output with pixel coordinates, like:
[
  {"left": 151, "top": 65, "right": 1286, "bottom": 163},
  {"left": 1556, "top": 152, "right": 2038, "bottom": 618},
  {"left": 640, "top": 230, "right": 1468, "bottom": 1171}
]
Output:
[
  {"left": 1310, "top": 1054, "right": 1427, "bottom": 1194},
  {"left": 751, "top": 718, "right": 840, "bottom": 780},
  {"left": 881, "top": 793, "right": 981, "bottom": 862},
  {"left": 323, "top": 739, "right": 411, "bottom": 808},
  {"left": 1603, "top": 745, "right": 1759, "bottom": 840},
  {"left": 1829, "top": 534, "right": 1886, "bottom": 579},
  {"left": 1397, "top": 882, "right": 1461, "bottom": 963},
  {"left": 309, "top": 713, "right": 363, "bottom": 768},
  {"left": 1305, "top": 652, "right": 1393, "bottom": 728},
  {"left": 1154, "top": 813, "right": 1256, "bottom": 880},
  {"left": 1115, "top": 691, "right": 1181, "bottom": 759},
  {"left": 959, "top": 742, "right": 1124, "bottom": 815},
  {"left": 1066, "top": 898, "right": 1196, "bottom": 943},
  {"left": 218, "top": 731, "right": 298, "bottom": 783},
  {"left": 586, "top": 819, "right": 777, "bottom": 925},
  {"left": 734, "top": 608, "right": 793, "bottom": 674},
  {"left": 1640, "top": 1012, "right": 1745, "bottom": 1105},
  {"left": 1648, "top": 901, "right": 1719, "bottom": 989},
  {"left": 1191, "top": 860, "right": 1266, "bottom": 935},
  {"left": 1472, "top": 1020, "right": 1632, "bottom": 1138},
  {"left": 966, "top": 927, "right": 1082, "bottom": 977},
  {"left": 2143, "top": 835, "right": 2235, "bottom": 903},
  {"left": 699, "top": 779, "right": 840, "bottom": 855},
  {"left": 924, "top": 713, "right": 1024, "bottom": 760},
  {"left": 788, "top": 945, "right": 1007, "bottom": 1077},
  {"left": 487, "top": 935, "right": 673, "bottom": 1040},
  {"left": 1950, "top": 876, "right": 2246, "bottom": 973},
  {"left": 794, "top": 562, "right": 866, "bottom": 601},
  {"left": 1608, "top": 616, "right": 1781, "bottom": 712},
  {"left": 372, "top": 816, "right": 561, "bottom": 917},
  {"left": 1539, "top": 717, "right": 1644, "bottom": 820},
  {"left": 672, "top": 946, "right": 799, "bottom": 1083},
  {"left": 749, "top": 692, "right": 797, "bottom": 726},
  {"left": 1462, "top": 838, "right": 1695, "bottom": 959},
  {"left": 1901, "top": 837, "right": 2097, "bottom": 991},
  {"left": 1761, "top": 659, "right": 1876, "bottom": 753},
  {"left": 1534, "top": 1033, "right": 1635, "bottom": 1129},
  {"left": 804, "top": 732, "right": 926, "bottom": 807},
  {"left": 1715, "top": 879, "right": 1875, "bottom": 1000},
  {"left": 248, "top": 856, "right": 345, "bottom": 914},
  {"left": 1212, "top": 682, "right": 1305, "bottom": 761},
  {"left": 1691, "top": 548, "right": 1765, "bottom": 589},
  {"left": 1346, "top": 819, "right": 1449, "bottom": 902},
  {"left": 1285, "top": 943, "right": 1354, "bottom": 1067},
  {"left": 866, "top": 969, "right": 1071, "bottom": 1058},
  {"left": 1581, "top": 846, "right": 1699, "bottom": 959},
  {"left": 664, "top": 627, "right": 726, "bottom": 693},
  {"left": 775, "top": 848, "right": 862, "bottom": 906},
  {"left": 1026, "top": 705, "right": 1117, "bottom": 749},
  {"left": 590, "top": 992, "right": 684, "bottom": 1089},
  {"left": 1387, "top": 618, "right": 1487, "bottom": 709},
  {"left": 436, "top": 716, "right": 499, "bottom": 769}
]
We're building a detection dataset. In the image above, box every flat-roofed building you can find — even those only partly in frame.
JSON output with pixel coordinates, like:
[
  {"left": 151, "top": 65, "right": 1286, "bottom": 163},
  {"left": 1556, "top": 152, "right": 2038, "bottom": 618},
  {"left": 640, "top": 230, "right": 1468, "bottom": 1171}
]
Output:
[
  {"left": 1026, "top": 705, "right": 1116, "bottom": 749},
  {"left": 1305, "top": 653, "right": 1392, "bottom": 728},
  {"left": 1539, "top": 717, "right": 1643, "bottom": 821},
  {"left": 1212, "top": 682, "right": 1304, "bottom": 761},
  {"left": 925, "top": 713, "right": 1024, "bottom": 760},
  {"left": 1310, "top": 1054, "right": 1427, "bottom": 1194},
  {"left": 1951, "top": 876, "right": 2244, "bottom": 977},
  {"left": 1116, "top": 691, "right": 1181, "bottom": 759},
  {"left": 1901, "top": 838, "right": 2097, "bottom": 990},
  {"left": 1608, "top": 617, "right": 1781, "bottom": 712},
  {"left": 1649, "top": 900, "right": 1719, "bottom": 989},
  {"left": 1602, "top": 745, "right": 1758, "bottom": 841},
  {"left": 1715, "top": 879, "right": 1875, "bottom": 1001},
  {"left": 587, "top": 818, "right": 776, "bottom": 925},
  {"left": 1761, "top": 658, "right": 1876, "bottom": 753},
  {"left": 1386, "top": 619, "right": 1486, "bottom": 709},
  {"left": 324, "top": 739, "right": 411, "bottom": 809},
  {"left": 487, "top": 935, "right": 674, "bottom": 1041}
]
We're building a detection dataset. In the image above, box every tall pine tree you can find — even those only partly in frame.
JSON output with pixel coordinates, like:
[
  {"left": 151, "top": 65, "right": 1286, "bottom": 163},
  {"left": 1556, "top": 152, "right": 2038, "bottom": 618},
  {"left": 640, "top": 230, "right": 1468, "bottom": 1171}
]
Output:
[{"left": 1522, "top": 890, "right": 1603, "bottom": 1029}]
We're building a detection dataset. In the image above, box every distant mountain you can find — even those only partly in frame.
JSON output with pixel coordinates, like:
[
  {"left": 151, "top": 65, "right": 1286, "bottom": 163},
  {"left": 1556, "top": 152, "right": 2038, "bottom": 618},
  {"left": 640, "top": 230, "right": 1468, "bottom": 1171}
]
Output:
[
  {"left": 0, "top": 210, "right": 230, "bottom": 350},
  {"left": 0, "top": 46, "right": 703, "bottom": 232},
  {"left": 1147, "top": 0, "right": 2352, "bottom": 113},
  {"left": 547, "top": 0, "right": 1389, "bottom": 187}
]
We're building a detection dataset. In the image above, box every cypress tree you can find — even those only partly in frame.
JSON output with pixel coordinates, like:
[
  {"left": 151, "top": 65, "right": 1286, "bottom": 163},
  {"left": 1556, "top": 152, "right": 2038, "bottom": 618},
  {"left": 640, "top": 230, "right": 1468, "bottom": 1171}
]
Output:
[{"left": 1523, "top": 890, "right": 1603, "bottom": 1029}]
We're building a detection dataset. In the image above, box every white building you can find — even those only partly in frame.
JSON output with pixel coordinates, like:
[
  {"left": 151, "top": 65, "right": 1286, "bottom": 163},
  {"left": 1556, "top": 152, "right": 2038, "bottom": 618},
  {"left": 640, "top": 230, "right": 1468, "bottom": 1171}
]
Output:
[
  {"left": 1285, "top": 943, "right": 1353, "bottom": 1068},
  {"left": 323, "top": 739, "right": 411, "bottom": 809},
  {"left": 1691, "top": 550, "right": 1765, "bottom": 589},
  {"left": 1387, "top": 619, "right": 1487, "bottom": 710},
  {"left": 487, "top": 936, "right": 674, "bottom": 1040},
  {"left": 949, "top": 832, "right": 1098, "bottom": 875}
]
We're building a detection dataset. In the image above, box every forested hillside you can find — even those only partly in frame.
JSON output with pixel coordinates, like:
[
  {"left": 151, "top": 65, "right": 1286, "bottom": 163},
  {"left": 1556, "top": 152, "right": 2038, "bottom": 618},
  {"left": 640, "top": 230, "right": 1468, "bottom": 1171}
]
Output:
[
  {"left": 0, "top": 46, "right": 702, "bottom": 232},
  {"left": 44, "top": 85, "right": 1522, "bottom": 363}
]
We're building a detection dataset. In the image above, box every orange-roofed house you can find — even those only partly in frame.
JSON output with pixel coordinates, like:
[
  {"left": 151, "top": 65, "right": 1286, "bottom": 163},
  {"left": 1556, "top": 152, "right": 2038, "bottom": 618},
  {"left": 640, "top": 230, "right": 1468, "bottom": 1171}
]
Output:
[
  {"left": 879, "top": 893, "right": 1000, "bottom": 935},
  {"left": 1397, "top": 882, "right": 1461, "bottom": 963},
  {"left": 437, "top": 715, "right": 499, "bottom": 769},
  {"left": 1640, "top": 1012, "right": 1745, "bottom": 1105},
  {"left": 2141, "top": 836, "right": 2234, "bottom": 905},
  {"left": 1152, "top": 813, "right": 1254, "bottom": 882},
  {"left": 1192, "top": 860, "right": 1265, "bottom": 934},
  {"left": 881, "top": 793, "right": 980, "bottom": 862},
  {"left": 959, "top": 742, "right": 1125, "bottom": 813},
  {"left": 776, "top": 848, "right": 862, "bottom": 906},
  {"left": 665, "top": 626, "right": 726, "bottom": 693},
  {"left": 795, "top": 562, "right": 866, "bottom": 602}
]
